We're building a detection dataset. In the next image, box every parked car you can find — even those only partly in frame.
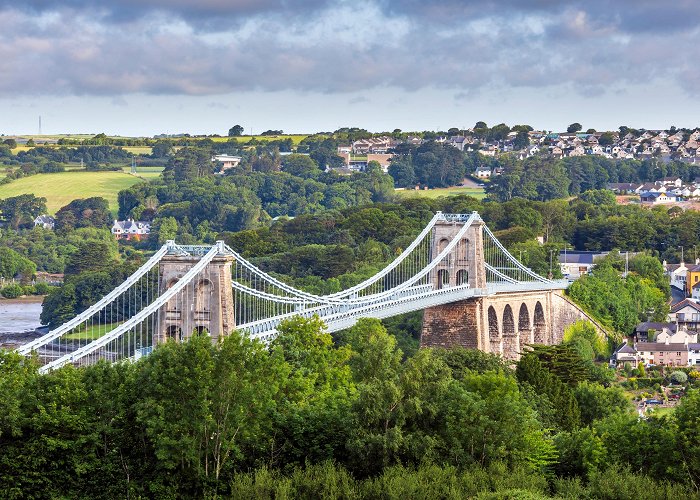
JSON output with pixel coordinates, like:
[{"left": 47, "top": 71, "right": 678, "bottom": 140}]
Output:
[{"left": 645, "top": 399, "right": 662, "bottom": 405}]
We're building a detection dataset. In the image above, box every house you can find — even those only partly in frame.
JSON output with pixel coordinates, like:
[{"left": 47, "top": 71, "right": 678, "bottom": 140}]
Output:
[
  {"left": 669, "top": 299, "right": 700, "bottom": 331},
  {"left": 636, "top": 343, "right": 689, "bottom": 367},
  {"left": 474, "top": 165, "right": 492, "bottom": 178},
  {"left": 692, "top": 282, "right": 700, "bottom": 301},
  {"left": 607, "top": 182, "right": 642, "bottom": 194},
  {"left": 656, "top": 327, "right": 698, "bottom": 344},
  {"left": 688, "top": 343, "right": 700, "bottom": 367},
  {"left": 559, "top": 251, "right": 609, "bottom": 278},
  {"left": 112, "top": 219, "right": 151, "bottom": 240},
  {"left": 366, "top": 153, "right": 394, "bottom": 173},
  {"left": 212, "top": 154, "right": 242, "bottom": 171},
  {"left": 640, "top": 192, "right": 675, "bottom": 204},
  {"left": 612, "top": 342, "right": 640, "bottom": 368},
  {"left": 685, "top": 262, "right": 700, "bottom": 295},
  {"left": 660, "top": 176, "right": 683, "bottom": 187},
  {"left": 634, "top": 322, "right": 677, "bottom": 342},
  {"left": 33, "top": 214, "right": 55, "bottom": 230},
  {"left": 664, "top": 260, "right": 688, "bottom": 291}
]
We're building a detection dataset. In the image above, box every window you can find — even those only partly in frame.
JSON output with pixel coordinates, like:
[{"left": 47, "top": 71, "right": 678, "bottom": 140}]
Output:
[{"left": 677, "top": 352, "right": 682, "bottom": 356}]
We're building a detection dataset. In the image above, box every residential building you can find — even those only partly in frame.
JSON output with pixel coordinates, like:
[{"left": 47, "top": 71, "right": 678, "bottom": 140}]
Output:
[
  {"left": 664, "top": 260, "right": 688, "bottom": 291},
  {"left": 559, "top": 251, "right": 608, "bottom": 279},
  {"left": 33, "top": 214, "right": 55, "bottom": 230},
  {"left": 634, "top": 322, "right": 677, "bottom": 342},
  {"left": 612, "top": 342, "right": 640, "bottom": 368},
  {"left": 685, "top": 262, "right": 700, "bottom": 295},
  {"left": 636, "top": 343, "right": 689, "bottom": 367},
  {"left": 669, "top": 299, "right": 700, "bottom": 331},
  {"left": 689, "top": 343, "right": 700, "bottom": 367},
  {"left": 112, "top": 219, "right": 151, "bottom": 240},
  {"left": 212, "top": 154, "right": 242, "bottom": 171}
]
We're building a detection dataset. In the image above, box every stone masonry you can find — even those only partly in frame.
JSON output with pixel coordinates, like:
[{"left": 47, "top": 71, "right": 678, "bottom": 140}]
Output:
[{"left": 155, "top": 254, "right": 235, "bottom": 345}]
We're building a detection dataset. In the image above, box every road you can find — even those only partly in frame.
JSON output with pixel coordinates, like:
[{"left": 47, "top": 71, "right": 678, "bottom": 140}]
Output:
[{"left": 670, "top": 285, "right": 686, "bottom": 306}]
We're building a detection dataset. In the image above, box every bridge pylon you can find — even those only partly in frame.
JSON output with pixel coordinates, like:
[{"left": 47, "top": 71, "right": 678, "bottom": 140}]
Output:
[{"left": 155, "top": 252, "right": 235, "bottom": 345}]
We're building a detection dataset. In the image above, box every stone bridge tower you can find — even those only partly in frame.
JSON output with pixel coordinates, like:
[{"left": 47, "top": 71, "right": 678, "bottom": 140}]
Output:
[
  {"left": 154, "top": 251, "right": 235, "bottom": 346},
  {"left": 421, "top": 217, "right": 604, "bottom": 361},
  {"left": 430, "top": 216, "right": 487, "bottom": 290}
]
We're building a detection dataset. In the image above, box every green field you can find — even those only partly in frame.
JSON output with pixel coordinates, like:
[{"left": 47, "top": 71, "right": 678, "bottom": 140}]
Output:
[
  {"left": 211, "top": 134, "right": 309, "bottom": 145},
  {"left": 121, "top": 165, "right": 164, "bottom": 179},
  {"left": 123, "top": 146, "right": 153, "bottom": 155},
  {"left": 397, "top": 186, "right": 486, "bottom": 200},
  {"left": 0, "top": 171, "right": 148, "bottom": 214},
  {"left": 63, "top": 322, "right": 122, "bottom": 341}
]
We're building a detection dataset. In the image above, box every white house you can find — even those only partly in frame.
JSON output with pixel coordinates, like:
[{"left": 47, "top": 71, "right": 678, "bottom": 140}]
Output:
[
  {"left": 689, "top": 343, "right": 700, "bottom": 367},
  {"left": 33, "top": 214, "right": 55, "bottom": 230},
  {"left": 656, "top": 328, "right": 698, "bottom": 345},
  {"left": 112, "top": 219, "right": 151, "bottom": 240},
  {"left": 664, "top": 261, "right": 688, "bottom": 291}
]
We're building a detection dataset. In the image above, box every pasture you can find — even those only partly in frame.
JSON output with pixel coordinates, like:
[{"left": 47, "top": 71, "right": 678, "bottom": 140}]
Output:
[
  {"left": 397, "top": 186, "right": 486, "bottom": 200},
  {"left": 0, "top": 171, "right": 148, "bottom": 215},
  {"left": 211, "top": 134, "right": 309, "bottom": 145}
]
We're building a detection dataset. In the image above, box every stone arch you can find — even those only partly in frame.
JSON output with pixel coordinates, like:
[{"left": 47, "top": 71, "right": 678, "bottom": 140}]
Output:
[
  {"left": 502, "top": 304, "right": 518, "bottom": 360},
  {"left": 488, "top": 305, "right": 501, "bottom": 354},
  {"left": 518, "top": 303, "right": 531, "bottom": 350},
  {"left": 195, "top": 279, "right": 213, "bottom": 319},
  {"left": 458, "top": 238, "right": 470, "bottom": 263},
  {"left": 456, "top": 269, "right": 469, "bottom": 286},
  {"left": 502, "top": 305, "right": 515, "bottom": 335},
  {"left": 437, "top": 269, "right": 450, "bottom": 289},
  {"left": 533, "top": 301, "right": 547, "bottom": 343},
  {"left": 194, "top": 325, "right": 210, "bottom": 336},
  {"left": 165, "top": 278, "right": 181, "bottom": 318},
  {"left": 166, "top": 325, "right": 182, "bottom": 341},
  {"left": 438, "top": 238, "right": 451, "bottom": 265}
]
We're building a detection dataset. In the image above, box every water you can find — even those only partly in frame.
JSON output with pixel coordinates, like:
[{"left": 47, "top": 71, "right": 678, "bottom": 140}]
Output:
[{"left": 0, "top": 298, "right": 44, "bottom": 334}]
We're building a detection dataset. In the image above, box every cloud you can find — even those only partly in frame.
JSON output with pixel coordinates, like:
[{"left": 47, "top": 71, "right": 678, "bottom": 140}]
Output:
[{"left": 0, "top": 1, "right": 698, "bottom": 99}]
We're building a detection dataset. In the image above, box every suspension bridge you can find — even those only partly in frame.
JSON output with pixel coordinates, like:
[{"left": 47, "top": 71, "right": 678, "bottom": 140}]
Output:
[{"left": 17, "top": 212, "right": 600, "bottom": 373}]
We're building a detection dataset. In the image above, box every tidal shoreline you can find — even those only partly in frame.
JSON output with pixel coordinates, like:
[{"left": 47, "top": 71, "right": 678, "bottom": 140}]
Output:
[{"left": 0, "top": 296, "right": 46, "bottom": 348}]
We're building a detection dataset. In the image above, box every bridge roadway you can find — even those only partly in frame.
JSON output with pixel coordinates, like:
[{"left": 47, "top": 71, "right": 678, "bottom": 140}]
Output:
[{"left": 243, "top": 280, "right": 569, "bottom": 342}]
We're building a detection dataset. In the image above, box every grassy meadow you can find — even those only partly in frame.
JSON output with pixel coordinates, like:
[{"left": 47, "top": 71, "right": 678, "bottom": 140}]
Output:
[
  {"left": 0, "top": 171, "right": 148, "bottom": 215},
  {"left": 397, "top": 186, "right": 486, "bottom": 200},
  {"left": 211, "top": 134, "right": 309, "bottom": 145}
]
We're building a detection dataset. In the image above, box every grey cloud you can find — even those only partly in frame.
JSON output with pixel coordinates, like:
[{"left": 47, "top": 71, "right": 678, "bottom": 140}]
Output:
[{"left": 0, "top": 2, "right": 698, "bottom": 100}]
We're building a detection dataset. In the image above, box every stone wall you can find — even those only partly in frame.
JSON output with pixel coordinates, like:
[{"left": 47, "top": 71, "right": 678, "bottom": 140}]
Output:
[
  {"left": 420, "top": 299, "right": 481, "bottom": 349},
  {"left": 420, "top": 289, "right": 608, "bottom": 360}
]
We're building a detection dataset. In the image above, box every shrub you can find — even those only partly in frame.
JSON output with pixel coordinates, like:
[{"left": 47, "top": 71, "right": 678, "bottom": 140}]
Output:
[
  {"left": 33, "top": 282, "right": 50, "bottom": 295},
  {"left": 669, "top": 371, "right": 688, "bottom": 385},
  {"left": 0, "top": 283, "right": 23, "bottom": 299}
]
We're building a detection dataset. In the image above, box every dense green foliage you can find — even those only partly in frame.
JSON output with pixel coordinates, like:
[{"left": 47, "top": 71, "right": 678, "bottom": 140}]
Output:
[{"left": 1, "top": 318, "right": 699, "bottom": 498}]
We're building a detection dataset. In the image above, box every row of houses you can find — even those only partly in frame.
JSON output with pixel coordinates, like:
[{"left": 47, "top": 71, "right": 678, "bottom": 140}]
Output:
[
  {"left": 609, "top": 176, "right": 700, "bottom": 205},
  {"left": 613, "top": 327, "right": 700, "bottom": 368},
  {"left": 664, "top": 260, "right": 700, "bottom": 298},
  {"left": 341, "top": 129, "right": 700, "bottom": 173}
]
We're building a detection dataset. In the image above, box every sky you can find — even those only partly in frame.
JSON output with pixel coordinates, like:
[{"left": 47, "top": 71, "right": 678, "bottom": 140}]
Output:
[{"left": 1, "top": 0, "right": 699, "bottom": 137}]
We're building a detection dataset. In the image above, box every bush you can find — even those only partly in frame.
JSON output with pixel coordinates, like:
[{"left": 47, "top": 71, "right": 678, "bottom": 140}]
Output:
[
  {"left": 0, "top": 283, "right": 24, "bottom": 298},
  {"left": 669, "top": 371, "right": 688, "bottom": 385},
  {"left": 33, "top": 282, "right": 51, "bottom": 295}
]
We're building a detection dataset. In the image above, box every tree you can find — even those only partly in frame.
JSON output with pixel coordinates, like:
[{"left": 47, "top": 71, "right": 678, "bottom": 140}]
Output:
[
  {"left": 567, "top": 123, "right": 583, "bottom": 133},
  {"left": 281, "top": 154, "right": 320, "bottom": 178},
  {"left": 54, "top": 197, "right": 112, "bottom": 231},
  {"left": 599, "top": 132, "right": 614, "bottom": 146},
  {"left": 0, "top": 194, "right": 47, "bottom": 229},
  {"left": 2, "top": 138, "right": 17, "bottom": 149},
  {"left": 0, "top": 247, "right": 36, "bottom": 280},
  {"left": 228, "top": 125, "right": 244, "bottom": 137},
  {"left": 513, "top": 130, "right": 530, "bottom": 150},
  {"left": 151, "top": 140, "right": 173, "bottom": 158}
]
